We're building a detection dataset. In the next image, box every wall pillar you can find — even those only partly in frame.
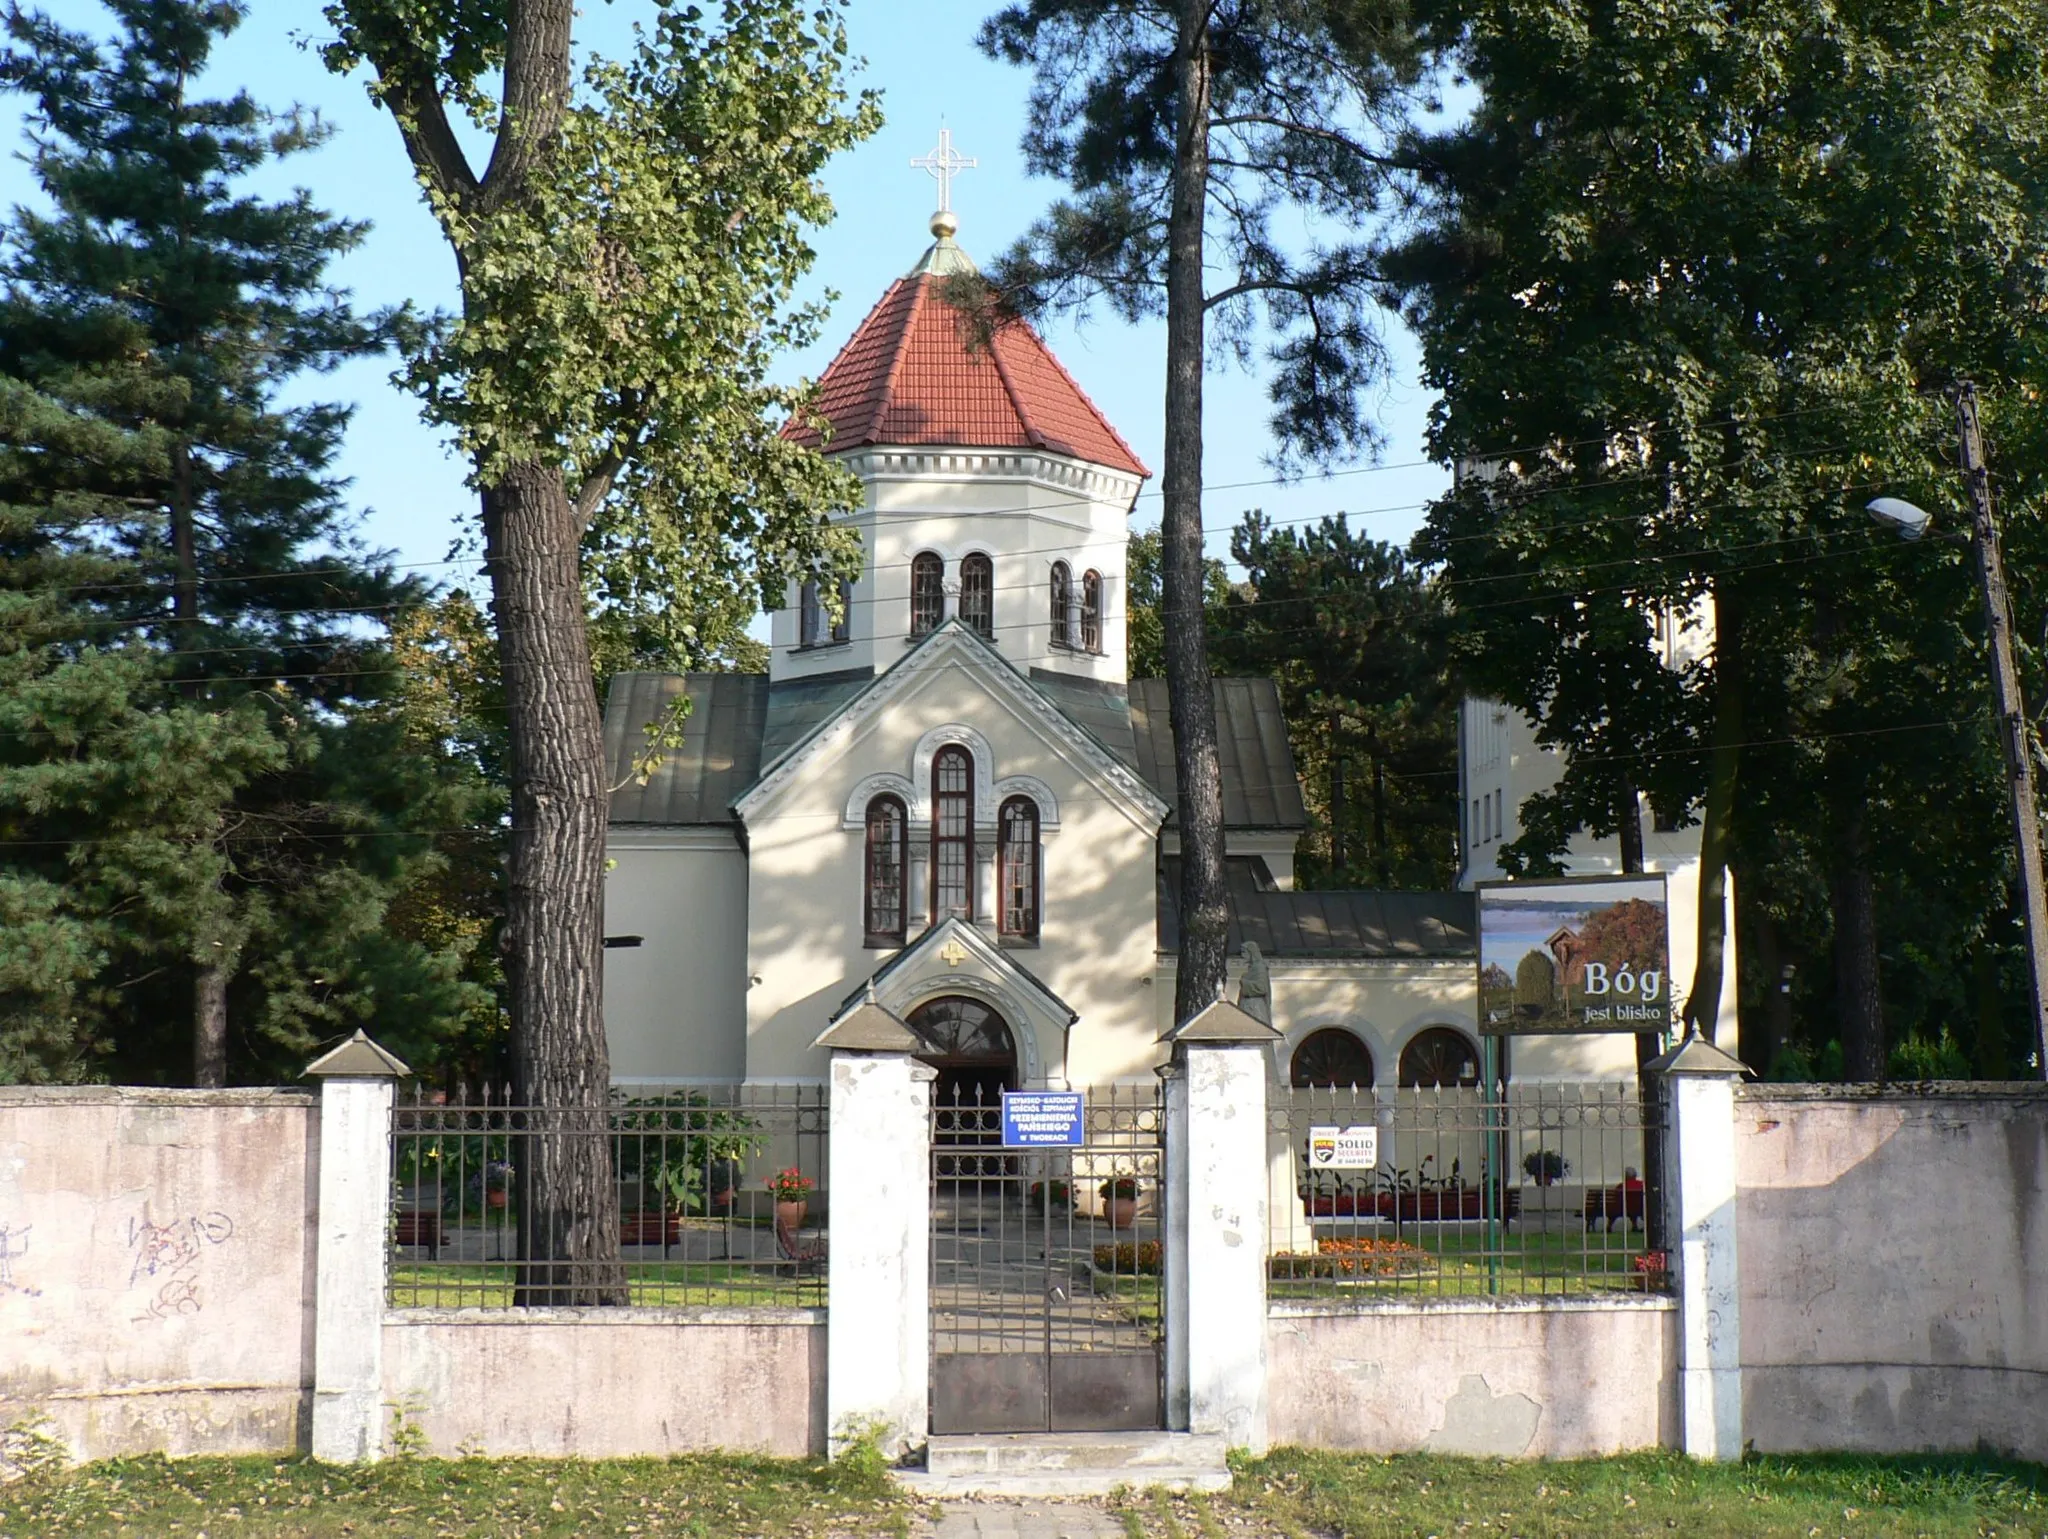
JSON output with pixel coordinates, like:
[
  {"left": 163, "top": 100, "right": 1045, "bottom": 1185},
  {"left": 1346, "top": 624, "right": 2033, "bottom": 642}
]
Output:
[
  {"left": 816, "top": 999, "right": 931, "bottom": 1459},
  {"left": 1162, "top": 1000, "right": 1282, "bottom": 1450},
  {"left": 1650, "top": 1035, "right": 1746, "bottom": 1461},
  {"left": 305, "top": 1031, "right": 410, "bottom": 1463}
]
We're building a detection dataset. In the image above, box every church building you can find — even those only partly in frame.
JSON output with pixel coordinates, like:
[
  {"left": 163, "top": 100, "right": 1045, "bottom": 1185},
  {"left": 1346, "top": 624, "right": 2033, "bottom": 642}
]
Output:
[{"left": 599, "top": 206, "right": 1734, "bottom": 1099}]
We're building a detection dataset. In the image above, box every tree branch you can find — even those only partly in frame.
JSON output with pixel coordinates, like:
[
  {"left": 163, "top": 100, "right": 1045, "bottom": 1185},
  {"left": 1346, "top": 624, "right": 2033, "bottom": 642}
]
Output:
[{"left": 1208, "top": 112, "right": 1424, "bottom": 172}]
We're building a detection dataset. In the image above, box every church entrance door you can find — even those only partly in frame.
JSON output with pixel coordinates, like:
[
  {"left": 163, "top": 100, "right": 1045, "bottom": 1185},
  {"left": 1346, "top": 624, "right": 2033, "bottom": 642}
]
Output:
[{"left": 926, "top": 1040, "right": 1164, "bottom": 1435}]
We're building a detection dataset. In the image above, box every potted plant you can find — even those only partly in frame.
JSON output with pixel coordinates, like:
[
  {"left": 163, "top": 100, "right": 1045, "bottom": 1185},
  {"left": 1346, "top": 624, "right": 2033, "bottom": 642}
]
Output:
[
  {"left": 1028, "top": 1178, "right": 1072, "bottom": 1210},
  {"left": 767, "top": 1167, "right": 815, "bottom": 1233},
  {"left": 1099, "top": 1175, "right": 1140, "bottom": 1229},
  {"left": 1522, "top": 1149, "right": 1570, "bottom": 1187}
]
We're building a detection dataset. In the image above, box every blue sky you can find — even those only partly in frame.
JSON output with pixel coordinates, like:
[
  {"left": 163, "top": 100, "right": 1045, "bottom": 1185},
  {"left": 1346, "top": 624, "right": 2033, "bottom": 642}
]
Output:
[{"left": 3, "top": 2, "right": 1450, "bottom": 610}]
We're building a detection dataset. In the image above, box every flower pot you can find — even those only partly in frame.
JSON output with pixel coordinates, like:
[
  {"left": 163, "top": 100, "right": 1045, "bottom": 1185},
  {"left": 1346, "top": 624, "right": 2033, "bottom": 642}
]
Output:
[
  {"left": 485, "top": 1188, "right": 508, "bottom": 1211},
  {"left": 1104, "top": 1197, "right": 1138, "bottom": 1229},
  {"left": 774, "top": 1198, "right": 808, "bottom": 1232}
]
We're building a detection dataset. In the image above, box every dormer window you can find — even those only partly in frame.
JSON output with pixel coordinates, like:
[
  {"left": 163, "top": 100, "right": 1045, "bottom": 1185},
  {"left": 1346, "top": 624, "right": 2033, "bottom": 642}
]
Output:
[
  {"left": 960, "top": 553, "right": 994, "bottom": 641},
  {"left": 1050, "top": 562, "right": 1074, "bottom": 648},
  {"left": 1080, "top": 570, "right": 1102, "bottom": 653},
  {"left": 911, "top": 552, "right": 944, "bottom": 638}
]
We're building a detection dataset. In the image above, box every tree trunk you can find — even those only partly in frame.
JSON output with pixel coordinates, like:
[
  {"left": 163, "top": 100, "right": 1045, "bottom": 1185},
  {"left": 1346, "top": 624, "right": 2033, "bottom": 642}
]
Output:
[
  {"left": 1164, "top": 0, "right": 1228, "bottom": 1026},
  {"left": 1833, "top": 813, "right": 1885, "bottom": 1082},
  {"left": 1747, "top": 901, "right": 1794, "bottom": 1079},
  {"left": 485, "top": 458, "right": 626, "bottom": 1306},
  {"left": 1685, "top": 585, "right": 1743, "bottom": 1041},
  {"left": 193, "top": 959, "right": 228, "bottom": 1088},
  {"left": 1370, "top": 736, "right": 1390, "bottom": 888}
]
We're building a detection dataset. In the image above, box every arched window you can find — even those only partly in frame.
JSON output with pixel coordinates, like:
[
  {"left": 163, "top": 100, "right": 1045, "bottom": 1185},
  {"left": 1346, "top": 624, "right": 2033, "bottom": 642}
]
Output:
[
  {"left": 931, "top": 745, "right": 974, "bottom": 921},
  {"left": 998, "top": 796, "right": 1039, "bottom": 940},
  {"left": 864, "top": 795, "right": 907, "bottom": 944},
  {"left": 960, "top": 553, "right": 993, "bottom": 641},
  {"left": 1049, "top": 561, "right": 1073, "bottom": 647},
  {"left": 911, "top": 552, "right": 944, "bottom": 637},
  {"left": 1080, "top": 569, "right": 1102, "bottom": 653},
  {"left": 1290, "top": 1028, "right": 1374, "bottom": 1089},
  {"left": 1399, "top": 1027, "right": 1481, "bottom": 1089}
]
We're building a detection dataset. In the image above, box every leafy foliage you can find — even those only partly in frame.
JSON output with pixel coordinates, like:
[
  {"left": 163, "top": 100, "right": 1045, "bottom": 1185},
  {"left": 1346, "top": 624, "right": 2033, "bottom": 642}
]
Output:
[
  {"left": 1388, "top": 0, "right": 2048, "bottom": 1068},
  {"left": 0, "top": 0, "right": 487, "bottom": 1083}
]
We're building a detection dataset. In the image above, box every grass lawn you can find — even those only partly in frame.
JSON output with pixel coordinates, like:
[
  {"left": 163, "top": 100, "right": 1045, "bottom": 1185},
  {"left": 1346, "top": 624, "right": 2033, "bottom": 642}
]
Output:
[
  {"left": 388, "top": 1262, "right": 825, "bottom": 1309},
  {"left": 1268, "top": 1227, "right": 1668, "bottom": 1301},
  {"left": 3, "top": 1447, "right": 2042, "bottom": 1538}
]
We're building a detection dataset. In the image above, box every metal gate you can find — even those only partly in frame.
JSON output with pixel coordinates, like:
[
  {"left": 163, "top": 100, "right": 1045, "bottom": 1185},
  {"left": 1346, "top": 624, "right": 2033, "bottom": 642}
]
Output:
[{"left": 929, "top": 1082, "right": 1164, "bottom": 1433}]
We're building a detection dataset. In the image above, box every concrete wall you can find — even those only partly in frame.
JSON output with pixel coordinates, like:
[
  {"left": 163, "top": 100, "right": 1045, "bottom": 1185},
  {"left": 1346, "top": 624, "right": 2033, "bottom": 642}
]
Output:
[
  {"left": 383, "top": 1308, "right": 825, "bottom": 1457},
  {"left": 1267, "top": 1299, "right": 1678, "bottom": 1457},
  {"left": 0, "top": 1088, "right": 318, "bottom": 1460},
  {"left": 604, "top": 831, "right": 750, "bottom": 1081},
  {"left": 1735, "top": 1084, "right": 2048, "bottom": 1456}
]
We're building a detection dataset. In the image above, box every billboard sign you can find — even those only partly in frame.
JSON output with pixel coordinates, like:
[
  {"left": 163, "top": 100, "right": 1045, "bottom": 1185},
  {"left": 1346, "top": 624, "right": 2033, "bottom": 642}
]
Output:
[{"left": 1477, "top": 874, "right": 1670, "bottom": 1036}]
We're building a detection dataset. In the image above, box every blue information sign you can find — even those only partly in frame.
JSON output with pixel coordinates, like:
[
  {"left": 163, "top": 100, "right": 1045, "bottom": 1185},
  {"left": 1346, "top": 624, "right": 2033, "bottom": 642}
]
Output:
[{"left": 1001, "top": 1090, "right": 1086, "bottom": 1148}]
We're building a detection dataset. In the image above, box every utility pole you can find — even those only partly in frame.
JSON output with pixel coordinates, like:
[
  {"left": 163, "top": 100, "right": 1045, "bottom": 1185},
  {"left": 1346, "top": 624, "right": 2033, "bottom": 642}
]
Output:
[{"left": 1956, "top": 382, "right": 2048, "bottom": 1078}]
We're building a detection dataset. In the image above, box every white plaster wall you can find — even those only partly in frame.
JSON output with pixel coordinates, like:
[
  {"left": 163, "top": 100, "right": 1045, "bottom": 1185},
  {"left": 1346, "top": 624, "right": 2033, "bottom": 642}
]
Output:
[
  {"left": 1735, "top": 1086, "right": 2048, "bottom": 1456},
  {"left": 745, "top": 661, "right": 1159, "bottom": 1083},
  {"left": 1267, "top": 1299, "right": 1678, "bottom": 1456},
  {"left": 0, "top": 1089, "right": 318, "bottom": 1460},
  {"left": 383, "top": 1309, "right": 824, "bottom": 1456},
  {"left": 771, "top": 449, "right": 1140, "bottom": 689},
  {"left": 604, "top": 834, "right": 749, "bottom": 1081}
]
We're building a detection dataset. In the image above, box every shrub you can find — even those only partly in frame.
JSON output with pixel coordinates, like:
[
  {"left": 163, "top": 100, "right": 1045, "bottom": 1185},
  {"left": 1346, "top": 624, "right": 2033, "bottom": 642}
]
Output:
[
  {"left": 1093, "top": 1240, "right": 1163, "bottom": 1274},
  {"left": 1268, "top": 1236, "right": 1434, "bottom": 1279},
  {"left": 1100, "top": 1175, "right": 1139, "bottom": 1200}
]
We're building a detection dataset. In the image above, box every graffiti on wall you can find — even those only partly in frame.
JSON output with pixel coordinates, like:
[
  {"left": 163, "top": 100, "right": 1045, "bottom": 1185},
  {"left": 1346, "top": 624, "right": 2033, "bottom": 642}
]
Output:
[
  {"left": 0, "top": 1221, "right": 35, "bottom": 1297},
  {"left": 127, "top": 1209, "right": 236, "bottom": 1322}
]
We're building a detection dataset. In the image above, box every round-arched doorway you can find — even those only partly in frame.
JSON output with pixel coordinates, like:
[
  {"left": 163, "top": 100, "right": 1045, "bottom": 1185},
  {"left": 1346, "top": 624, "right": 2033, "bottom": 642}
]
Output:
[{"left": 907, "top": 995, "right": 1019, "bottom": 1112}]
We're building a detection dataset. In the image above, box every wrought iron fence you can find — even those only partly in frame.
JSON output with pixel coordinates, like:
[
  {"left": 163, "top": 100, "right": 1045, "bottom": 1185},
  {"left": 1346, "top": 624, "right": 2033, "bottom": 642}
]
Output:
[
  {"left": 388, "top": 1082, "right": 828, "bottom": 1308},
  {"left": 1266, "top": 1081, "right": 1669, "bottom": 1301}
]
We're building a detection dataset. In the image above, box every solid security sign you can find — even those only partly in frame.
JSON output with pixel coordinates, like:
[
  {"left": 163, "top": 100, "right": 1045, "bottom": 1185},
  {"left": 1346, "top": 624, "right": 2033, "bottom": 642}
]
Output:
[
  {"left": 1002, "top": 1090, "right": 1086, "bottom": 1148},
  {"left": 1307, "top": 1124, "right": 1379, "bottom": 1170}
]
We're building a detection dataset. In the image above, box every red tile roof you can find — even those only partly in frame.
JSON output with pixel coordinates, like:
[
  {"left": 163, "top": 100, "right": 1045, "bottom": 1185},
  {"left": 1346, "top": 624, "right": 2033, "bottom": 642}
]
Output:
[{"left": 783, "top": 269, "right": 1149, "bottom": 479}]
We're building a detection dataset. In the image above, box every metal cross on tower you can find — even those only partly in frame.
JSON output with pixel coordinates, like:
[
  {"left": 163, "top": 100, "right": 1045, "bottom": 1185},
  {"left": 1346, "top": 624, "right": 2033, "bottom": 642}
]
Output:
[{"left": 911, "top": 125, "right": 976, "bottom": 214}]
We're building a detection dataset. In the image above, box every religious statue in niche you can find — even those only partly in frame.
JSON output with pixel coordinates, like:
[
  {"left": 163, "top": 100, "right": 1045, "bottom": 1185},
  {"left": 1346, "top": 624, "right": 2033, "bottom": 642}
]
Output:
[{"left": 1237, "top": 941, "right": 1273, "bottom": 1028}]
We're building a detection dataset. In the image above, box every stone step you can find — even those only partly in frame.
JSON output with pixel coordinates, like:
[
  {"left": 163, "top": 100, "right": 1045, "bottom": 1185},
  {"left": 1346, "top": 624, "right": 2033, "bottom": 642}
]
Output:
[{"left": 904, "top": 1432, "right": 1233, "bottom": 1496}]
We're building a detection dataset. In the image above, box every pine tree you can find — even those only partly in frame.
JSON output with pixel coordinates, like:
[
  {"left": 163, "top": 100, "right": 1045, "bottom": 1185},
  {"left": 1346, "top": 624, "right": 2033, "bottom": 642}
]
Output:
[{"left": 0, "top": 0, "right": 489, "bottom": 1085}]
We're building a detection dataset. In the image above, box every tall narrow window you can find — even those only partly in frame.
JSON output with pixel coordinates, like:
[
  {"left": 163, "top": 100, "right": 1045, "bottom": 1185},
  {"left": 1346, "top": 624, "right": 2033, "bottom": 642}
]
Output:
[
  {"left": 1049, "top": 561, "right": 1073, "bottom": 647},
  {"left": 1080, "top": 570, "right": 1102, "bottom": 653},
  {"left": 932, "top": 745, "right": 973, "bottom": 922},
  {"left": 831, "top": 577, "right": 853, "bottom": 644},
  {"left": 960, "top": 553, "right": 993, "bottom": 641},
  {"left": 998, "top": 796, "right": 1040, "bottom": 939},
  {"left": 911, "top": 552, "right": 944, "bottom": 638},
  {"left": 798, "top": 578, "right": 821, "bottom": 648},
  {"left": 864, "top": 795, "right": 906, "bottom": 943}
]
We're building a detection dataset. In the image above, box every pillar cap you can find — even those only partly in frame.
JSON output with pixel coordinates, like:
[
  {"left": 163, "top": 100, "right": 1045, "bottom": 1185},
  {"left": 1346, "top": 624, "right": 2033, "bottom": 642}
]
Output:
[
  {"left": 1161, "top": 998, "right": 1284, "bottom": 1045},
  {"left": 1643, "top": 1033, "right": 1750, "bottom": 1078},
  {"left": 304, "top": 1029, "right": 411, "bottom": 1080},
  {"left": 813, "top": 998, "right": 921, "bottom": 1053}
]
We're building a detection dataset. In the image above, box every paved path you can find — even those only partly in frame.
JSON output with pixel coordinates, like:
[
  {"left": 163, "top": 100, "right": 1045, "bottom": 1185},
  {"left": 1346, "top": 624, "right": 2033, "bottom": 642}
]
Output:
[{"left": 922, "top": 1500, "right": 1134, "bottom": 1538}]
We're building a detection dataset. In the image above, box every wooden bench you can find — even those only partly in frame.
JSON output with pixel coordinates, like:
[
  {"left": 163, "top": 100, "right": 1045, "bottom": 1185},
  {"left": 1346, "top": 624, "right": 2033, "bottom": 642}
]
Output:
[
  {"left": 393, "top": 1209, "right": 443, "bottom": 1258},
  {"left": 1585, "top": 1179, "right": 1646, "bottom": 1230}
]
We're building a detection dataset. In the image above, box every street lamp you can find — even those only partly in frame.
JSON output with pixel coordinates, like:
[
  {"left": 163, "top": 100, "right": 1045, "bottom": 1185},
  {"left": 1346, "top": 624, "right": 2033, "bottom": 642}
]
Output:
[{"left": 1866, "top": 381, "right": 2048, "bottom": 1078}]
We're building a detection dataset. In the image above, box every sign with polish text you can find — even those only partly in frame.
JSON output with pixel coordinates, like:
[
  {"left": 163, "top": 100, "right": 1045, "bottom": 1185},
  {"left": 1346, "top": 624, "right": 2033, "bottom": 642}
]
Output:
[
  {"left": 1307, "top": 1125, "right": 1379, "bottom": 1170},
  {"left": 1477, "top": 874, "right": 1671, "bottom": 1035},
  {"left": 1001, "top": 1090, "right": 1086, "bottom": 1148}
]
